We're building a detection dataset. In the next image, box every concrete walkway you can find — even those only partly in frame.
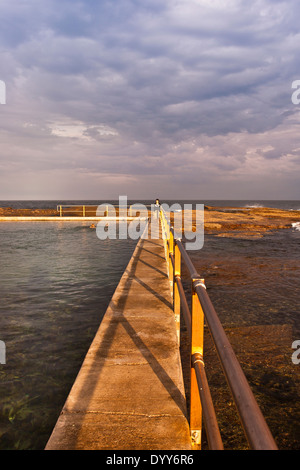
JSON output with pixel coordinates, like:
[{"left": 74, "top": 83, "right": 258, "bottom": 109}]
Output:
[{"left": 45, "top": 219, "right": 191, "bottom": 450}]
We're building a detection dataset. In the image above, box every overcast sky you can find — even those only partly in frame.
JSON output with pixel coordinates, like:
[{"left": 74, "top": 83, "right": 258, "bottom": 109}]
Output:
[{"left": 0, "top": 0, "right": 299, "bottom": 200}]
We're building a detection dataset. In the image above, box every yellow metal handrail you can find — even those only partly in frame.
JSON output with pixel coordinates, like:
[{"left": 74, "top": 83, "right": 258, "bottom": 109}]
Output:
[
  {"left": 57, "top": 204, "right": 112, "bottom": 217},
  {"left": 57, "top": 204, "right": 152, "bottom": 217},
  {"left": 160, "top": 208, "right": 278, "bottom": 451}
]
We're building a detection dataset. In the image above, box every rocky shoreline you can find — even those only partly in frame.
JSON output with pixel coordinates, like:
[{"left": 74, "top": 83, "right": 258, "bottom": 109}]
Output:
[
  {"left": 0, "top": 207, "right": 57, "bottom": 217},
  {"left": 178, "top": 205, "right": 300, "bottom": 239},
  {"left": 204, "top": 206, "right": 300, "bottom": 238}
]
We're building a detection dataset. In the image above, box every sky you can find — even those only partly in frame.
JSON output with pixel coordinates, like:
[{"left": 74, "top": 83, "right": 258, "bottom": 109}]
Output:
[{"left": 0, "top": 0, "right": 299, "bottom": 200}]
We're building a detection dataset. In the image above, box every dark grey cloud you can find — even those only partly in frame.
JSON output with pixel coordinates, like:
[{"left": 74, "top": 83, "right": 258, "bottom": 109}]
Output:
[{"left": 0, "top": 0, "right": 299, "bottom": 199}]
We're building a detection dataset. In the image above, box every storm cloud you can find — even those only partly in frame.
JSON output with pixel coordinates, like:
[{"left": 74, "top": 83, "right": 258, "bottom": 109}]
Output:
[{"left": 0, "top": 0, "right": 299, "bottom": 199}]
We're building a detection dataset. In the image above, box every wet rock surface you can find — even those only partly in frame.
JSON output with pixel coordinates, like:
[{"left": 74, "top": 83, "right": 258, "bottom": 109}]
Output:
[
  {"left": 202, "top": 206, "right": 300, "bottom": 238},
  {"left": 167, "top": 205, "right": 300, "bottom": 239},
  {"left": 0, "top": 207, "right": 57, "bottom": 217}
]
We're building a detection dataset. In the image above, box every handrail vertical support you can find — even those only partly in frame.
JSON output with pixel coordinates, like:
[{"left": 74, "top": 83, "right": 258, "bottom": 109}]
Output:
[
  {"left": 169, "top": 230, "right": 174, "bottom": 293},
  {"left": 174, "top": 242, "right": 181, "bottom": 345},
  {"left": 190, "top": 277, "right": 205, "bottom": 450},
  {"left": 59, "top": 205, "right": 62, "bottom": 217},
  {"left": 83, "top": 205, "right": 85, "bottom": 217},
  {"left": 159, "top": 211, "right": 168, "bottom": 273}
]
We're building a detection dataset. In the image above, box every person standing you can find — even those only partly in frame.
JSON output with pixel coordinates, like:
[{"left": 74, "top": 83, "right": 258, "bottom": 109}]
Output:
[{"left": 154, "top": 198, "right": 160, "bottom": 218}]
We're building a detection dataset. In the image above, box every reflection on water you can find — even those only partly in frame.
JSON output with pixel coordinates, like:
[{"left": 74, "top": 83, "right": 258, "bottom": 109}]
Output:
[
  {"left": 0, "top": 222, "right": 137, "bottom": 450},
  {"left": 182, "top": 228, "right": 300, "bottom": 450}
]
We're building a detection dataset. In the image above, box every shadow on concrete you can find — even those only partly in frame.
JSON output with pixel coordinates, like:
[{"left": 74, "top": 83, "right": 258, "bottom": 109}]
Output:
[
  {"left": 138, "top": 258, "right": 169, "bottom": 278},
  {"left": 141, "top": 246, "right": 166, "bottom": 260}
]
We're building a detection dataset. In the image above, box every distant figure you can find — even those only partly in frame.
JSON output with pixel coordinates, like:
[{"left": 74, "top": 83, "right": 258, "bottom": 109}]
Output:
[
  {"left": 90, "top": 223, "right": 96, "bottom": 229},
  {"left": 154, "top": 198, "right": 161, "bottom": 219}
]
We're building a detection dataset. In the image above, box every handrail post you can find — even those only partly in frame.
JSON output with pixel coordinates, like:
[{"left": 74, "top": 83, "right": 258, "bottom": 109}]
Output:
[
  {"left": 169, "top": 229, "right": 174, "bottom": 293},
  {"left": 190, "top": 277, "right": 205, "bottom": 450},
  {"left": 59, "top": 205, "right": 62, "bottom": 217},
  {"left": 162, "top": 211, "right": 169, "bottom": 273},
  {"left": 83, "top": 205, "right": 85, "bottom": 217},
  {"left": 174, "top": 241, "right": 181, "bottom": 344}
]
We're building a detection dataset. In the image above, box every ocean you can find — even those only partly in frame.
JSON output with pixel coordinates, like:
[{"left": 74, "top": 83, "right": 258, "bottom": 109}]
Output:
[
  {"left": 0, "top": 200, "right": 299, "bottom": 450},
  {"left": 0, "top": 199, "right": 299, "bottom": 210}
]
